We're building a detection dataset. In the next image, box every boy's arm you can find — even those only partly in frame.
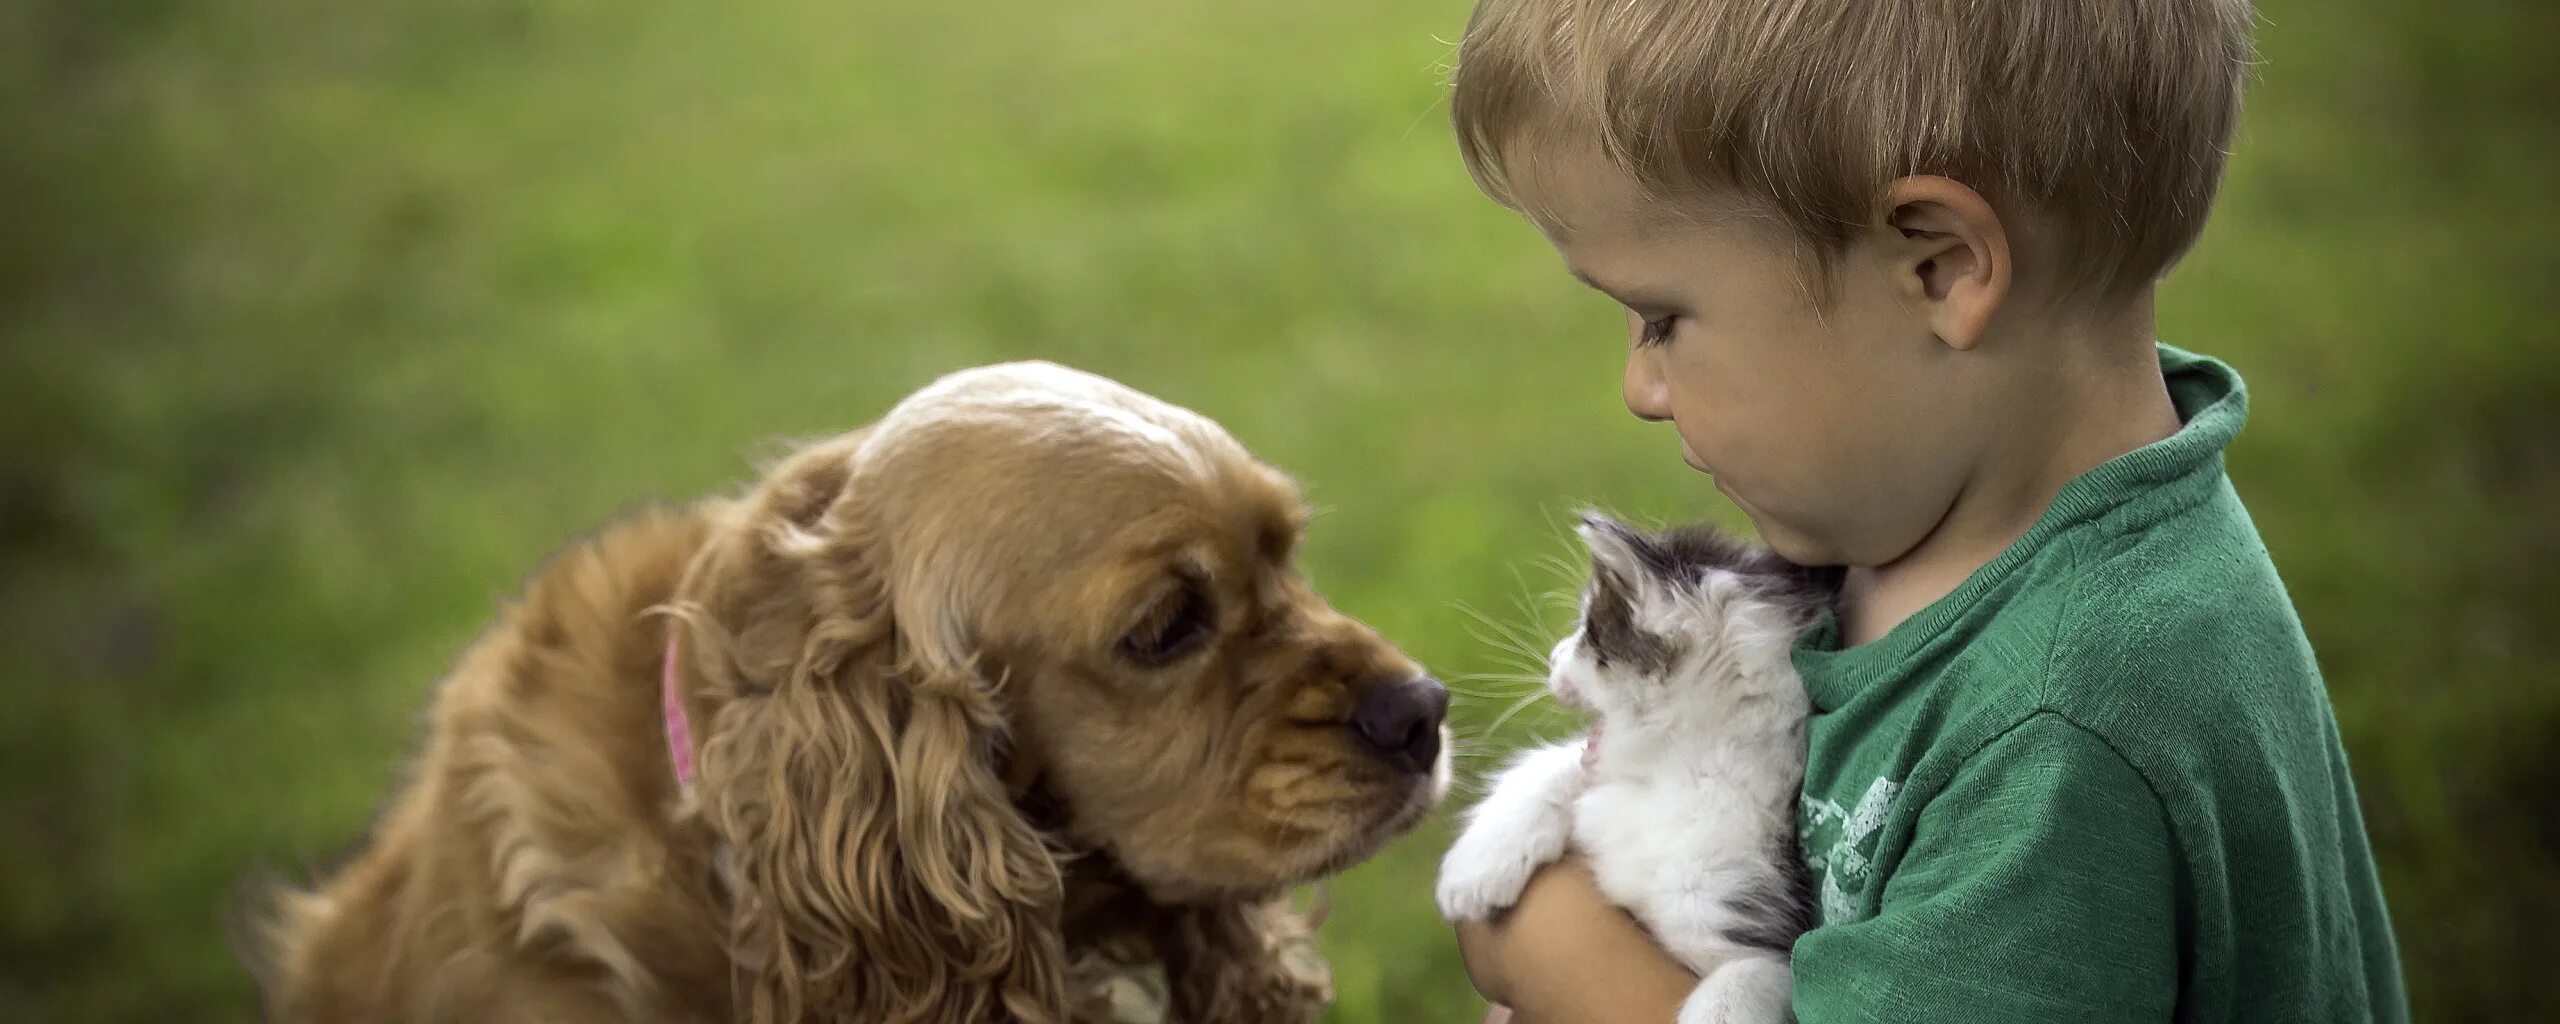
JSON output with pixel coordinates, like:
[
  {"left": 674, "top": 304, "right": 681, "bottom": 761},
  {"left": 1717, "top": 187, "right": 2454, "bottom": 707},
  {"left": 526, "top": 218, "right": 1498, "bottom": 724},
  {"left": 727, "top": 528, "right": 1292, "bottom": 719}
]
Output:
[
  {"left": 1792, "top": 712, "right": 2180, "bottom": 1022},
  {"left": 1454, "top": 856, "right": 1697, "bottom": 1024},
  {"left": 1458, "top": 713, "right": 2179, "bottom": 1022}
]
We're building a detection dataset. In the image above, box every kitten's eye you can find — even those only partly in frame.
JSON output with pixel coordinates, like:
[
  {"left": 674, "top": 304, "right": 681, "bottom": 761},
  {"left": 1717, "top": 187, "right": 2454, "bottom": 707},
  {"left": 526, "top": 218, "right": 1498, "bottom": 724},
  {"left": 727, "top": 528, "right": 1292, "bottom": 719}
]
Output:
[
  {"left": 1637, "top": 314, "right": 1678, "bottom": 348},
  {"left": 1118, "top": 584, "right": 1215, "bottom": 667}
]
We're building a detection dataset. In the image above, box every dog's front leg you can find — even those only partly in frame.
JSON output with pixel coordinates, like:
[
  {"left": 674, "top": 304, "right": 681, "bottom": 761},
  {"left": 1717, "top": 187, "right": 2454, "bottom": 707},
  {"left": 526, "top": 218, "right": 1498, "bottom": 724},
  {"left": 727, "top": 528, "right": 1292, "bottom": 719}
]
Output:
[{"left": 1153, "top": 896, "right": 1332, "bottom": 1024}]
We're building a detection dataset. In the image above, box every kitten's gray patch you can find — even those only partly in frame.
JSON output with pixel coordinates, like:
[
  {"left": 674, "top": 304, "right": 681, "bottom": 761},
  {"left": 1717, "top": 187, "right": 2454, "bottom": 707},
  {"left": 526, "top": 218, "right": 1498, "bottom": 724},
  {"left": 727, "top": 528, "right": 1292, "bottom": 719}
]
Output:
[
  {"left": 1583, "top": 513, "right": 1844, "bottom": 617},
  {"left": 1584, "top": 560, "right": 1676, "bottom": 673},
  {"left": 1722, "top": 827, "right": 1817, "bottom": 953}
]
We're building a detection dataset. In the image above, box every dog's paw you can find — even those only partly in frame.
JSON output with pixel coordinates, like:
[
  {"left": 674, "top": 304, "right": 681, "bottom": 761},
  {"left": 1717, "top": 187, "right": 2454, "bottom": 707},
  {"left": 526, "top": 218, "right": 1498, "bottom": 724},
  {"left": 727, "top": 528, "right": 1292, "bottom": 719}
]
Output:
[{"left": 1434, "top": 830, "right": 1551, "bottom": 922}]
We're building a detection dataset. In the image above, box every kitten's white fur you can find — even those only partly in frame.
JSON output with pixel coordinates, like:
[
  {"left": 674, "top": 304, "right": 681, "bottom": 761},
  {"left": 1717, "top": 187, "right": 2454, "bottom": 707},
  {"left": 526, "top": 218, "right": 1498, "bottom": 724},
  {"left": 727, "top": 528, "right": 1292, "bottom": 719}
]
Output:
[{"left": 1439, "top": 522, "right": 1815, "bottom": 1024}]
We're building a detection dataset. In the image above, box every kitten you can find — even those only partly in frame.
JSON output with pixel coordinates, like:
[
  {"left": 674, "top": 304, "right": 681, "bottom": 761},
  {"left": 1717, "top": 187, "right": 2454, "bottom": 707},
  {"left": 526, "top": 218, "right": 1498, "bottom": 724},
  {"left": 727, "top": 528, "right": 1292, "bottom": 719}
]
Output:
[{"left": 1438, "top": 514, "right": 1840, "bottom": 1024}]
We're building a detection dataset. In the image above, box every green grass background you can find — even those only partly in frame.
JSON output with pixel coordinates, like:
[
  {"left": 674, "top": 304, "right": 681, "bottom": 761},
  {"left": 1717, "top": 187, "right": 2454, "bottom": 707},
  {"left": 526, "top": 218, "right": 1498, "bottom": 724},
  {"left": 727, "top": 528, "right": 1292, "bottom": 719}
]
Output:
[{"left": 2, "top": 0, "right": 2553, "bottom": 1020}]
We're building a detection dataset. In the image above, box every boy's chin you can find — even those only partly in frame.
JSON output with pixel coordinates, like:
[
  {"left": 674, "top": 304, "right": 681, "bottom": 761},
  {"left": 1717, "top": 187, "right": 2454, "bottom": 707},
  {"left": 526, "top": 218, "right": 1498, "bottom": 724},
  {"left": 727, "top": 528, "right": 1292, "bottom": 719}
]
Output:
[
  {"left": 1725, "top": 501, "right": 1831, "bottom": 566},
  {"left": 1710, "top": 479, "right": 1772, "bottom": 533}
]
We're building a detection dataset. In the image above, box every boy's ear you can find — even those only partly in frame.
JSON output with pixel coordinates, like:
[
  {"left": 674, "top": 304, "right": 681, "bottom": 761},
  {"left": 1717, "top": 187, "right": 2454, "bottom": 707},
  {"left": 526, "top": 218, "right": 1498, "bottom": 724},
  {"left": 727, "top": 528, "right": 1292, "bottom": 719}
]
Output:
[{"left": 1880, "top": 175, "right": 2011, "bottom": 352}]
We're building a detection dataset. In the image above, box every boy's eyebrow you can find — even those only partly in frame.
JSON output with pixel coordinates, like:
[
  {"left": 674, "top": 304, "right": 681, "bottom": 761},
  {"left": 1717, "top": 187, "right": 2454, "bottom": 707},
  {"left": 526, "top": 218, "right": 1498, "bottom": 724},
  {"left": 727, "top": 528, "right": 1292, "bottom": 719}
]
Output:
[{"left": 1570, "top": 268, "right": 1678, "bottom": 312}]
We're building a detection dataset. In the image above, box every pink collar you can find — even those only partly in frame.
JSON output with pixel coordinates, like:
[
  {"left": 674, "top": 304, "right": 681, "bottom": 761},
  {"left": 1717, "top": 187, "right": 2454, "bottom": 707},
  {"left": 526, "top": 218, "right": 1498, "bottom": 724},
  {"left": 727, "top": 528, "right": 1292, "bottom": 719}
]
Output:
[{"left": 662, "top": 631, "right": 697, "bottom": 788}]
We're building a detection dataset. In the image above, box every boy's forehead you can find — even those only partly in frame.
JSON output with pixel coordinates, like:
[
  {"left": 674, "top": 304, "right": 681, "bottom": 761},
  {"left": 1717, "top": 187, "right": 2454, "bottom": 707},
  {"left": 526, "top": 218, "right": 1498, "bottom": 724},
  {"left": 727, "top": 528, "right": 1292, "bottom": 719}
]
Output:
[
  {"left": 1504, "top": 138, "right": 1649, "bottom": 245},
  {"left": 1504, "top": 136, "right": 1761, "bottom": 252}
]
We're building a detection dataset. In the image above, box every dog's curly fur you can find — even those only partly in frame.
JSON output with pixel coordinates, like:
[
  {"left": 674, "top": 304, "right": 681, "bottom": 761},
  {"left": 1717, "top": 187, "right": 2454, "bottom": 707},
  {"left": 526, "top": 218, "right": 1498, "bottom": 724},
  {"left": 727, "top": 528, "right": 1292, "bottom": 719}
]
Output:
[{"left": 250, "top": 363, "right": 1447, "bottom": 1023}]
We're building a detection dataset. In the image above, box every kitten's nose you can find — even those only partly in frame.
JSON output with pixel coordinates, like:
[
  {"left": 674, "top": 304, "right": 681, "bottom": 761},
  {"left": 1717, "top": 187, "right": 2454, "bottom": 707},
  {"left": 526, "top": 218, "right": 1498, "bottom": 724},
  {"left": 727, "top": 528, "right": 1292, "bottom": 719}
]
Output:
[{"left": 1350, "top": 675, "right": 1448, "bottom": 773}]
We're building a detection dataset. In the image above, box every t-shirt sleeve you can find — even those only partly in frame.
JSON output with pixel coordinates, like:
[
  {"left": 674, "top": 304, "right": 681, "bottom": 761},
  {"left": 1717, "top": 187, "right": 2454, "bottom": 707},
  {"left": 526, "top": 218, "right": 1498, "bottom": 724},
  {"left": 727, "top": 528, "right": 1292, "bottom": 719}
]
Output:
[{"left": 1790, "top": 712, "right": 2181, "bottom": 1023}]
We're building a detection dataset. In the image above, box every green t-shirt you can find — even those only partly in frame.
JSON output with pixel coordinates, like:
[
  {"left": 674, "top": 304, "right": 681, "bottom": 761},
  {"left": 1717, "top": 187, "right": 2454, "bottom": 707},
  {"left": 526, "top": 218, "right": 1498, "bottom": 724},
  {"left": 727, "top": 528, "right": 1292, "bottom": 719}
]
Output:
[{"left": 1787, "top": 345, "right": 2408, "bottom": 1023}]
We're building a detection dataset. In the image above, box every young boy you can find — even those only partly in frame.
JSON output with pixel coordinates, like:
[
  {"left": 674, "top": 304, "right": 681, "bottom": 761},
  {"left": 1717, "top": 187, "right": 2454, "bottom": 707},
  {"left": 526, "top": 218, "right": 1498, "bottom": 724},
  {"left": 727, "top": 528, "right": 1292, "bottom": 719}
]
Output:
[{"left": 1442, "top": 1, "right": 2408, "bottom": 1022}]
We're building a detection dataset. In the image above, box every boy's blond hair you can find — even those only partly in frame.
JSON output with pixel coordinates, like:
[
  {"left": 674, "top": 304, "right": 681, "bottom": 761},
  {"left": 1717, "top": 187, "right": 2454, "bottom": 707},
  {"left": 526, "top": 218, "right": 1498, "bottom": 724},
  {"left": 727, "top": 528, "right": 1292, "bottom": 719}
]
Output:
[{"left": 1452, "top": 0, "right": 2256, "bottom": 302}]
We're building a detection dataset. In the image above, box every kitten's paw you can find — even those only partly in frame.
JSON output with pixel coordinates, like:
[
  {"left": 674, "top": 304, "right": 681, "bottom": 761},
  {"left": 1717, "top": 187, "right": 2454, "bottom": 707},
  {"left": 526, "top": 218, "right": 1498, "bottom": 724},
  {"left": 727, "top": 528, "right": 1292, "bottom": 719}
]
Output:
[
  {"left": 1676, "top": 956, "right": 1794, "bottom": 1024},
  {"left": 1433, "top": 829, "right": 1552, "bottom": 922},
  {"left": 1436, "top": 742, "right": 1583, "bottom": 922}
]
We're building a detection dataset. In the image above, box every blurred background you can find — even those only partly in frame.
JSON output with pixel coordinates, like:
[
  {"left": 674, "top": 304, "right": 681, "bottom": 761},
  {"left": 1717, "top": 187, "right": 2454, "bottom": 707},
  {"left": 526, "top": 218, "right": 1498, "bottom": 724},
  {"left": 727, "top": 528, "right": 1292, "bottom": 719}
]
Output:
[{"left": 2, "top": 0, "right": 2553, "bottom": 1020}]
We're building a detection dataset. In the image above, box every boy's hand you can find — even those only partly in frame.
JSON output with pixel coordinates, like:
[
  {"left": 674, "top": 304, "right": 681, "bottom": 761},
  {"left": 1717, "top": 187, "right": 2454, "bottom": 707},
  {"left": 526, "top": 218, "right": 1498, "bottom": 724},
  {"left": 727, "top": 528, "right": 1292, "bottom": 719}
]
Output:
[{"left": 1453, "top": 855, "right": 1697, "bottom": 1024}]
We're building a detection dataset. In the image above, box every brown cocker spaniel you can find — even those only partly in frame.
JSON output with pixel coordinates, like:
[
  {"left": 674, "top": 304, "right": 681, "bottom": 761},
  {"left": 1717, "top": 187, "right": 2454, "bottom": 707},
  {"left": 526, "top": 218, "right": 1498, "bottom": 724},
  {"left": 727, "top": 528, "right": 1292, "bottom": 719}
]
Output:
[{"left": 253, "top": 362, "right": 1450, "bottom": 1023}]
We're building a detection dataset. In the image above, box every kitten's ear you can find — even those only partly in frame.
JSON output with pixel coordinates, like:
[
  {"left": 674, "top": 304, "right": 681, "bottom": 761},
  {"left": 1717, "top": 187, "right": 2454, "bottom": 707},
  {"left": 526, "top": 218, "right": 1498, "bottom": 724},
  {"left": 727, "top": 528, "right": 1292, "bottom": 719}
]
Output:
[
  {"left": 1575, "top": 513, "right": 1671, "bottom": 671},
  {"left": 1575, "top": 513, "right": 1653, "bottom": 584},
  {"left": 1659, "top": 521, "right": 1845, "bottom": 607}
]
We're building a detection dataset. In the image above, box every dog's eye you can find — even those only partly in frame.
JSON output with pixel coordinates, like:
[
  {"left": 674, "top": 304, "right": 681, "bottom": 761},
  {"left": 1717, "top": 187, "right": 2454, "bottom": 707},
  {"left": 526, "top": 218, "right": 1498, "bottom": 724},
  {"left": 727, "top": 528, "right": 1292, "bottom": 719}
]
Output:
[{"left": 1119, "top": 585, "right": 1215, "bottom": 667}]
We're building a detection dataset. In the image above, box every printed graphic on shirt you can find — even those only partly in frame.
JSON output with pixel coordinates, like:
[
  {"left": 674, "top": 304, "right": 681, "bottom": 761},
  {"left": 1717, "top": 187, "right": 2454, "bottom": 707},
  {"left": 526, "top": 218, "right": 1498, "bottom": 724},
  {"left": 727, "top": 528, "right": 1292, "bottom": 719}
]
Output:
[{"left": 1800, "top": 776, "right": 1902, "bottom": 924}]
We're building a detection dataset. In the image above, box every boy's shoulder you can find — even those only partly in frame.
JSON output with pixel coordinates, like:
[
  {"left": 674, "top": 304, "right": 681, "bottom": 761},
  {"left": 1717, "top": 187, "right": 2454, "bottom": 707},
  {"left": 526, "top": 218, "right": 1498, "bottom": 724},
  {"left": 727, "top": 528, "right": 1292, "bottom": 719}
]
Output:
[
  {"left": 2002, "top": 474, "right": 2335, "bottom": 782},
  {"left": 1816, "top": 343, "right": 2342, "bottom": 800},
  {"left": 1933, "top": 344, "right": 2306, "bottom": 740}
]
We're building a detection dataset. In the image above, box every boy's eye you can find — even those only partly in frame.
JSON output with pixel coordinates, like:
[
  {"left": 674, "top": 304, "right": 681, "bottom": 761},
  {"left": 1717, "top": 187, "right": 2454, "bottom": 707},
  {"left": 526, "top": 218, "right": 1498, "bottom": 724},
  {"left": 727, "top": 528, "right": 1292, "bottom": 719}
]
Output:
[{"left": 1637, "top": 314, "right": 1678, "bottom": 348}]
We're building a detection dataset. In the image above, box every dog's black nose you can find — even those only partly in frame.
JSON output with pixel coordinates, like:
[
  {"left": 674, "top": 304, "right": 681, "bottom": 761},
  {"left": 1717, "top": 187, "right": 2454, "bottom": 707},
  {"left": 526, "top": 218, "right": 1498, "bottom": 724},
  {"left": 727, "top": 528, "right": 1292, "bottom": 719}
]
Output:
[{"left": 1350, "top": 675, "right": 1448, "bottom": 773}]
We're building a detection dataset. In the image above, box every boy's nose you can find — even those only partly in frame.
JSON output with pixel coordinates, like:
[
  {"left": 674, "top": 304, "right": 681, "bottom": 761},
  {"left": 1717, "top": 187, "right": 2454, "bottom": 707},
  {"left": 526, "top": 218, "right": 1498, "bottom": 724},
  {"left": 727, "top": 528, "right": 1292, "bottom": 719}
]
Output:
[{"left": 1623, "top": 349, "right": 1672, "bottom": 422}]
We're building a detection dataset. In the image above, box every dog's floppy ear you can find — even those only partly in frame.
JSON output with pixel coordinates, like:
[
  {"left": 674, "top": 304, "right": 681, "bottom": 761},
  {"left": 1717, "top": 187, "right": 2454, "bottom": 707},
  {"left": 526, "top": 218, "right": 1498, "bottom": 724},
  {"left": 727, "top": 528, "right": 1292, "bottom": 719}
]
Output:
[{"left": 673, "top": 437, "right": 1070, "bottom": 1024}]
